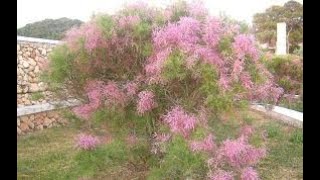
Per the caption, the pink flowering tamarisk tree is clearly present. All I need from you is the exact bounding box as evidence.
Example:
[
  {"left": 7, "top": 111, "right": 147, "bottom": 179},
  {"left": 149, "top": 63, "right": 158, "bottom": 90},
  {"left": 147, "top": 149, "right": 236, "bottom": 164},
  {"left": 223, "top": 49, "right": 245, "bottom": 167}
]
[{"left": 44, "top": 0, "right": 280, "bottom": 178}]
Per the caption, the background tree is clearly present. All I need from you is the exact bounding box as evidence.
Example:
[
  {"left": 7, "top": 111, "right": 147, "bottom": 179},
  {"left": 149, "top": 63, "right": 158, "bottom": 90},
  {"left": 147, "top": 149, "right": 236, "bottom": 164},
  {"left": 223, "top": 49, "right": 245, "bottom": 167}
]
[
  {"left": 253, "top": 0, "right": 303, "bottom": 53},
  {"left": 17, "top": 18, "right": 83, "bottom": 40}
]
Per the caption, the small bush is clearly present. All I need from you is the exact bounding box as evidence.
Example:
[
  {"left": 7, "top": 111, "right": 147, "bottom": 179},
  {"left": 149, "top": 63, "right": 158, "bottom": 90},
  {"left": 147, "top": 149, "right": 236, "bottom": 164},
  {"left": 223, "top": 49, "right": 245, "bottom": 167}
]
[
  {"left": 290, "top": 130, "right": 303, "bottom": 144},
  {"left": 75, "top": 134, "right": 100, "bottom": 150},
  {"left": 44, "top": 0, "right": 283, "bottom": 178},
  {"left": 262, "top": 55, "right": 302, "bottom": 95},
  {"left": 30, "top": 92, "right": 44, "bottom": 101}
]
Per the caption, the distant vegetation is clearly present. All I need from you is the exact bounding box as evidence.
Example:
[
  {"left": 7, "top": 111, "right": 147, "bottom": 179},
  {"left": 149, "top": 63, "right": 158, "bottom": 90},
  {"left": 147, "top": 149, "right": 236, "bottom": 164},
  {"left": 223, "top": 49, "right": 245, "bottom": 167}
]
[{"left": 17, "top": 18, "right": 83, "bottom": 40}]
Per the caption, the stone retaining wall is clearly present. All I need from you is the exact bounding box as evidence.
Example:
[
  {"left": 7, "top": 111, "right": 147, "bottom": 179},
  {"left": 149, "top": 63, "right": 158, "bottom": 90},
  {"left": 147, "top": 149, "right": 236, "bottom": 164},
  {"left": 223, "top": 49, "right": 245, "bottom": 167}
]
[
  {"left": 17, "top": 110, "right": 68, "bottom": 135},
  {"left": 17, "top": 36, "right": 72, "bottom": 135},
  {"left": 17, "top": 36, "right": 61, "bottom": 107}
]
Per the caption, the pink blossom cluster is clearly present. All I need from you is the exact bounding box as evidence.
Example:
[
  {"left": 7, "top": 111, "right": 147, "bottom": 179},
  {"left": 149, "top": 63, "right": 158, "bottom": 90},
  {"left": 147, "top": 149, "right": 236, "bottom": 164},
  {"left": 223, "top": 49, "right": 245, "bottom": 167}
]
[
  {"left": 118, "top": 15, "right": 141, "bottom": 29},
  {"left": 73, "top": 80, "right": 129, "bottom": 119},
  {"left": 203, "top": 17, "right": 223, "bottom": 48},
  {"left": 241, "top": 167, "right": 259, "bottom": 180},
  {"left": 64, "top": 22, "right": 105, "bottom": 52},
  {"left": 218, "top": 136, "right": 266, "bottom": 168},
  {"left": 102, "top": 81, "right": 127, "bottom": 107},
  {"left": 251, "top": 81, "right": 284, "bottom": 103},
  {"left": 124, "top": 81, "right": 139, "bottom": 96},
  {"left": 187, "top": 0, "right": 208, "bottom": 18},
  {"left": 72, "top": 80, "right": 104, "bottom": 119},
  {"left": 232, "top": 34, "right": 259, "bottom": 61},
  {"left": 145, "top": 48, "right": 172, "bottom": 78},
  {"left": 240, "top": 72, "right": 254, "bottom": 90},
  {"left": 75, "top": 133, "right": 100, "bottom": 150},
  {"left": 137, "top": 90, "right": 157, "bottom": 115},
  {"left": 218, "top": 72, "right": 231, "bottom": 91},
  {"left": 223, "top": 24, "right": 240, "bottom": 36},
  {"left": 232, "top": 59, "right": 245, "bottom": 78},
  {"left": 190, "top": 134, "right": 216, "bottom": 152},
  {"left": 207, "top": 135, "right": 265, "bottom": 179},
  {"left": 162, "top": 106, "right": 197, "bottom": 138},
  {"left": 155, "top": 133, "right": 171, "bottom": 142},
  {"left": 152, "top": 17, "right": 201, "bottom": 51},
  {"left": 208, "top": 169, "right": 234, "bottom": 180}
]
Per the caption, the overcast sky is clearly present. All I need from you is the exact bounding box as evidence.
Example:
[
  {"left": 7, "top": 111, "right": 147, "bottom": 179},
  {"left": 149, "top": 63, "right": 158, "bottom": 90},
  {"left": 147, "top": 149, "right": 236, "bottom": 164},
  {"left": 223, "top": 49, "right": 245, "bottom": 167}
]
[{"left": 17, "top": 0, "right": 303, "bottom": 28}]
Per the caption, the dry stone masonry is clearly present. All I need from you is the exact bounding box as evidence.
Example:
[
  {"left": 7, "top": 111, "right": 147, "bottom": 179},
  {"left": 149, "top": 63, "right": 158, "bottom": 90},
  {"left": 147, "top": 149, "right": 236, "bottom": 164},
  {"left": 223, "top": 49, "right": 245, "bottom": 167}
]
[
  {"left": 17, "top": 36, "right": 60, "bottom": 107},
  {"left": 17, "top": 110, "right": 68, "bottom": 135},
  {"left": 17, "top": 36, "right": 77, "bottom": 135}
]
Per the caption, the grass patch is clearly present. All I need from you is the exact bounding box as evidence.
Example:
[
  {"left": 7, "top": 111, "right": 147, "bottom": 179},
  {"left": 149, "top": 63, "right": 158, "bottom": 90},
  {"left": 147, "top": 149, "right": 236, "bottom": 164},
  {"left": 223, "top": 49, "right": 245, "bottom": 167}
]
[
  {"left": 30, "top": 92, "right": 44, "bottom": 101},
  {"left": 18, "top": 110, "right": 302, "bottom": 179}
]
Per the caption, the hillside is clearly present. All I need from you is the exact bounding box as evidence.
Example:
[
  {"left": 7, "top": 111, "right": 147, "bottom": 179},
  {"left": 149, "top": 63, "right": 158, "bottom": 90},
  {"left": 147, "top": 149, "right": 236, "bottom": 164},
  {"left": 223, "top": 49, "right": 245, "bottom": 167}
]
[{"left": 17, "top": 18, "right": 83, "bottom": 40}]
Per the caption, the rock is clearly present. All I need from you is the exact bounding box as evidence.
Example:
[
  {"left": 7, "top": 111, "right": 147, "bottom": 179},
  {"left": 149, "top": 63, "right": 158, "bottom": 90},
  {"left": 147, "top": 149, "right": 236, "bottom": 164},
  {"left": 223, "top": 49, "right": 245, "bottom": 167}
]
[
  {"left": 24, "top": 100, "right": 31, "bottom": 105},
  {"left": 54, "top": 113, "right": 59, "bottom": 119},
  {"left": 41, "top": 49, "right": 47, "bottom": 55},
  {"left": 44, "top": 118, "right": 51, "bottom": 126},
  {"left": 20, "top": 116, "right": 29, "bottom": 123},
  {"left": 35, "top": 49, "right": 40, "bottom": 56},
  {"left": 31, "top": 51, "right": 36, "bottom": 59},
  {"left": 23, "top": 61, "right": 29, "bottom": 68},
  {"left": 17, "top": 86, "right": 22, "bottom": 93},
  {"left": 17, "top": 45, "right": 20, "bottom": 51},
  {"left": 29, "top": 58, "right": 37, "bottom": 66},
  {"left": 17, "top": 118, "right": 21, "bottom": 126},
  {"left": 17, "top": 127, "right": 22, "bottom": 135},
  {"left": 22, "top": 86, "right": 29, "bottom": 93},
  {"left": 25, "top": 51, "right": 31, "bottom": 57},
  {"left": 18, "top": 55, "right": 23, "bottom": 61},
  {"left": 29, "top": 84, "right": 39, "bottom": 92},
  {"left": 29, "top": 115, "right": 34, "bottom": 121},
  {"left": 29, "top": 72, "right": 35, "bottom": 78},
  {"left": 34, "top": 66, "right": 40, "bottom": 73},
  {"left": 38, "top": 82, "right": 46, "bottom": 91},
  {"left": 28, "top": 66, "right": 35, "bottom": 72},
  {"left": 28, "top": 123, "right": 35, "bottom": 129},
  {"left": 20, "top": 123, "right": 29, "bottom": 132},
  {"left": 36, "top": 125, "right": 43, "bottom": 130},
  {"left": 47, "top": 111, "right": 55, "bottom": 118}
]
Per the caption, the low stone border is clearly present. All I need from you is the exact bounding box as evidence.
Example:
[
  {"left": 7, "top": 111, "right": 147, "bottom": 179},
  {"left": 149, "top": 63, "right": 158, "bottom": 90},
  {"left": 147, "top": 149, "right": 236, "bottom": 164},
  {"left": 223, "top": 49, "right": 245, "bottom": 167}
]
[
  {"left": 17, "top": 110, "right": 67, "bottom": 135},
  {"left": 17, "top": 99, "right": 82, "bottom": 135},
  {"left": 17, "top": 99, "right": 81, "bottom": 117},
  {"left": 250, "top": 103, "right": 302, "bottom": 128},
  {"left": 17, "top": 36, "right": 62, "bottom": 44}
]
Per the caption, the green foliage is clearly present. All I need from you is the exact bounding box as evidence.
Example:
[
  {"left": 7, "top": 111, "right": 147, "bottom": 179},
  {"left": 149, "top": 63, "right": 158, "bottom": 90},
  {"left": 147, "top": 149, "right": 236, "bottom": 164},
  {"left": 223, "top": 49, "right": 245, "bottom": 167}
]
[
  {"left": 30, "top": 92, "right": 44, "bottom": 101},
  {"left": 96, "top": 15, "right": 114, "bottom": 38},
  {"left": 262, "top": 55, "right": 302, "bottom": 95},
  {"left": 253, "top": 1, "right": 303, "bottom": 53},
  {"left": 218, "top": 36, "right": 233, "bottom": 56},
  {"left": 73, "top": 141, "right": 129, "bottom": 177},
  {"left": 17, "top": 18, "right": 83, "bottom": 40},
  {"left": 278, "top": 96, "right": 303, "bottom": 112},
  {"left": 293, "top": 45, "right": 303, "bottom": 57},
  {"left": 46, "top": 45, "right": 75, "bottom": 84},
  {"left": 199, "top": 64, "right": 233, "bottom": 113},
  {"left": 163, "top": 51, "right": 188, "bottom": 81},
  {"left": 147, "top": 136, "right": 207, "bottom": 179},
  {"left": 266, "top": 123, "right": 282, "bottom": 139},
  {"left": 289, "top": 129, "right": 303, "bottom": 144},
  {"left": 169, "top": 0, "right": 189, "bottom": 22},
  {"left": 219, "top": 13, "right": 250, "bottom": 33}
]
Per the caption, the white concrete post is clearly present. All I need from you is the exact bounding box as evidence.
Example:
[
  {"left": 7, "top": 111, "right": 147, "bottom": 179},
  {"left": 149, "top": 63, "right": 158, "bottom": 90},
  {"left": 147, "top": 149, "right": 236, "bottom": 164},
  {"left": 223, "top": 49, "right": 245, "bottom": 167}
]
[{"left": 276, "top": 22, "right": 287, "bottom": 55}]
